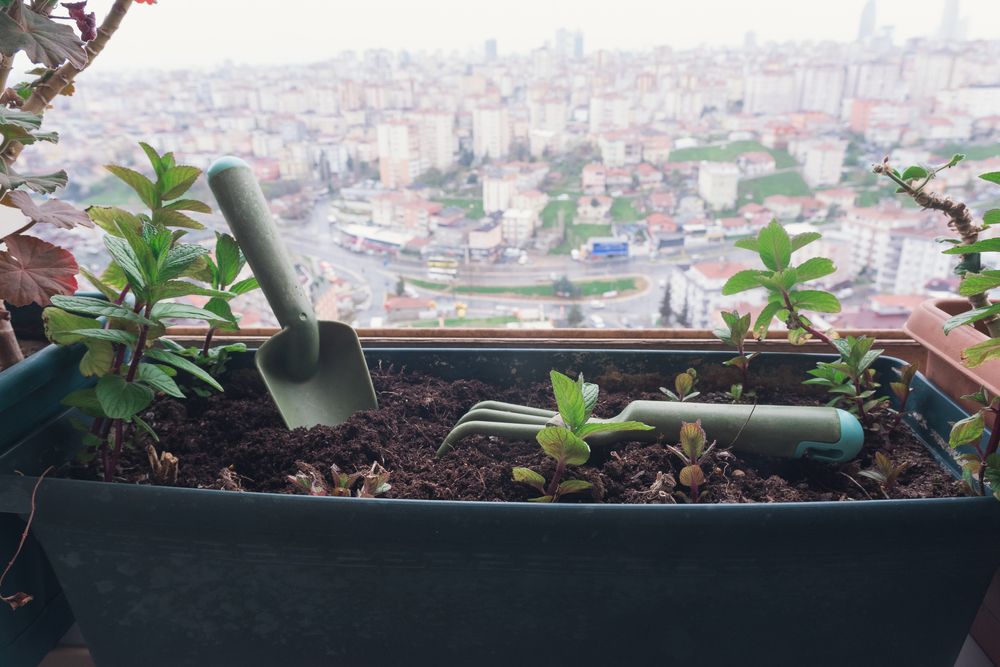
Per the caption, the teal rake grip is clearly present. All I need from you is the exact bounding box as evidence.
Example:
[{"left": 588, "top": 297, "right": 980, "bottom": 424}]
[{"left": 590, "top": 402, "right": 863, "bottom": 461}]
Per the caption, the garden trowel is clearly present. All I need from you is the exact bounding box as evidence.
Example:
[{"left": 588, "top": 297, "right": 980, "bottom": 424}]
[{"left": 208, "top": 156, "right": 377, "bottom": 429}]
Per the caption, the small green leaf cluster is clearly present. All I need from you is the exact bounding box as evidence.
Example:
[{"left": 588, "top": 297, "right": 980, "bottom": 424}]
[
  {"left": 665, "top": 420, "right": 716, "bottom": 503},
  {"left": 803, "top": 337, "right": 886, "bottom": 426},
  {"left": 660, "top": 368, "right": 699, "bottom": 402},
  {"left": 723, "top": 219, "right": 840, "bottom": 341},
  {"left": 713, "top": 310, "right": 757, "bottom": 400},
  {"left": 287, "top": 461, "right": 391, "bottom": 498},
  {"left": 512, "top": 370, "right": 653, "bottom": 502},
  {"left": 858, "top": 452, "right": 912, "bottom": 497},
  {"left": 888, "top": 363, "right": 918, "bottom": 429},
  {"left": 949, "top": 389, "right": 1000, "bottom": 499}
]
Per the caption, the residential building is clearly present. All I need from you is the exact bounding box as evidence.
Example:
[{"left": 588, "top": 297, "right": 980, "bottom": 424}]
[
  {"left": 743, "top": 71, "right": 797, "bottom": 115},
  {"left": 501, "top": 209, "right": 537, "bottom": 245},
  {"left": 697, "top": 162, "right": 739, "bottom": 211},
  {"left": 376, "top": 121, "right": 423, "bottom": 188},
  {"left": 483, "top": 172, "right": 518, "bottom": 212},
  {"left": 802, "top": 141, "right": 847, "bottom": 187},
  {"left": 668, "top": 262, "right": 759, "bottom": 328},
  {"left": 473, "top": 106, "right": 511, "bottom": 159}
]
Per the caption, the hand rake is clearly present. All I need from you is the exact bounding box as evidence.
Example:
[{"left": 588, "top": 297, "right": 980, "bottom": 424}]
[{"left": 437, "top": 400, "right": 864, "bottom": 462}]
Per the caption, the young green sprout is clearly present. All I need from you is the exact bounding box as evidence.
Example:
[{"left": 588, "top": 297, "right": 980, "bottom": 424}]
[
  {"left": 512, "top": 371, "right": 653, "bottom": 502},
  {"left": 660, "top": 368, "right": 699, "bottom": 402},
  {"left": 949, "top": 389, "right": 1000, "bottom": 499},
  {"left": 287, "top": 461, "right": 391, "bottom": 498},
  {"left": 713, "top": 310, "right": 757, "bottom": 398},
  {"left": 803, "top": 336, "right": 886, "bottom": 427},
  {"left": 889, "top": 363, "right": 918, "bottom": 430},
  {"left": 858, "top": 452, "right": 912, "bottom": 498},
  {"left": 666, "top": 420, "right": 715, "bottom": 503}
]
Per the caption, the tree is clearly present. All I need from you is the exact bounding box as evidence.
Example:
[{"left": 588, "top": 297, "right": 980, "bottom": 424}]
[
  {"left": 659, "top": 280, "right": 673, "bottom": 326},
  {"left": 553, "top": 276, "right": 580, "bottom": 299},
  {"left": 567, "top": 304, "right": 584, "bottom": 327}
]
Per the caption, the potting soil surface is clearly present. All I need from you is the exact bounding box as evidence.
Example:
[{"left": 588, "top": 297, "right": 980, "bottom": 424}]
[{"left": 89, "top": 366, "right": 962, "bottom": 503}]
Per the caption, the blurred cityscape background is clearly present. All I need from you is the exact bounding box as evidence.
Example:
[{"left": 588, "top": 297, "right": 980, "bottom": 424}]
[{"left": 11, "top": 0, "right": 1000, "bottom": 330}]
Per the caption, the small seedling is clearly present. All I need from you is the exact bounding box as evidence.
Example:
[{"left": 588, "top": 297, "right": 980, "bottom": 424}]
[
  {"left": 714, "top": 310, "right": 758, "bottom": 393},
  {"left": 949, "top": 388, "right": 1000, "bottom": 499},
  {"left": 803, "top": 336, "right": 886, "bottom": 426},
  {"left": 889, "top": 363, "right": 918, "bottom": 429},
  {"left": 726, "top": 384, "right": 744, "bottom": 403},
  {"left": 666, "top": 420, "right": 715, "bottom": 503},
  {"left": 287, "top": 461, "right": 391, "bottom": 498},
  {"left": 858, "top": 452, "right": 912, "bottom": 498},
  {"left": 661, "top": 368, "right": 699, "bottom": 402},
  {"left": 512, "top": 371, "right": 653, "bottom": 502}
]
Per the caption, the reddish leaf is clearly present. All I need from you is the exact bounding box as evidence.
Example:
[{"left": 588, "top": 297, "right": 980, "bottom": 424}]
[
  {"left": 0, "top": 235, "right": 78, "bottom": 306},
  {"left": 7, "top": 191, "right": 93, "bottom": 230}
]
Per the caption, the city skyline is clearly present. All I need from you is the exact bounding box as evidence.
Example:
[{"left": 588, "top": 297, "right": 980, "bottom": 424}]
[{"left": 29, "top": 0, "right": 1000, "bottom": 71}]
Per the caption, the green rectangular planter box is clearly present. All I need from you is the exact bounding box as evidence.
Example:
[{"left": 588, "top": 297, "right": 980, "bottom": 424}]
[{"left": 1, "top": 348, "right": 998, "bottom": 667}]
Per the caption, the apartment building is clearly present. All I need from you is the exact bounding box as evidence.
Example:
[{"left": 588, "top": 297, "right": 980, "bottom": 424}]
[
  {"left": 668, "top": 261, "right": 759, "bottom": 329},
  {"left": 473, "top": 106, "right": 511, "bottom": 159},
  {"left": 697, "top": 162, "right": 739, "bottom": 211}
]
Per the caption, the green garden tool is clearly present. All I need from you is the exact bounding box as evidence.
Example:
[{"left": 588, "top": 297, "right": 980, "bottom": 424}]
[
  {"left": 208, "top": 156, "right": 377, "bottom": 429},
  {"left": 437, "top": 400, "right": 864, "bottom": 461}
]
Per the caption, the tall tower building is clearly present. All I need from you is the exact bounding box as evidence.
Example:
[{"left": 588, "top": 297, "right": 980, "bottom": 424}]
[
  {"left": 484, "top": 38, "right": 498, "bottom": 61},
  {"left": 937, "top": 0, "right": 964, "bottom": 40},
  {"left": 857, "top": 0, "right": 876, "bottom": 41}
]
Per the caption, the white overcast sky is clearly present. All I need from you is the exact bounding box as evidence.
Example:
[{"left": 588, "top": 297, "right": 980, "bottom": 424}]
[{"left": 38, "top": 0, "right": 1000, "bottom": 70}]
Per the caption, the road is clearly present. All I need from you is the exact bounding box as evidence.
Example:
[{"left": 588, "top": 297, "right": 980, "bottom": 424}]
[{"left": 269, "top": 198, "right": 741, "bottom": 327}]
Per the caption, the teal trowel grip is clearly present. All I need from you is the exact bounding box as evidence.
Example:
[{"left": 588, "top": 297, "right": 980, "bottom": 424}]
[
  {"left": 207, "top": 156, "right": 320, "bottom": 380},
  {"left": 590, "top": 403, "right": 864, "bottom": 461}
]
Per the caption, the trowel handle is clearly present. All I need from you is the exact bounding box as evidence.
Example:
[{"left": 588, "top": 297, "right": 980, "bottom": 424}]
[
  {"left": 207, "top": 157, "right": 320, "bottom": 374},
  {"left": 597, "top": 402, "right": 864, "bottom": 462}
]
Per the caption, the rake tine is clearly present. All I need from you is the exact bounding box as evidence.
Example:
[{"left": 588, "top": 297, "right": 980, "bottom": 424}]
[
  {"left": 436, "top": 421, "right": 544, "bottom": 458},
  {"left": 456, "top": 409, "right": 552, "bottom": 427},
  {"left": 465, "top": 401, "right": 557, "bottom": 418}
]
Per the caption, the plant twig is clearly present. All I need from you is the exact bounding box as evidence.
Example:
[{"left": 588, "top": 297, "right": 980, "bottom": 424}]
[
  {"left": 874, "top": 157, "right": 1000, "bottom": 338},
  {"left": 4, "top": 0, "right": 134, "bottom": 166},
  {"left": 0, "top": 466, "right": 52, "bottom": 610}
]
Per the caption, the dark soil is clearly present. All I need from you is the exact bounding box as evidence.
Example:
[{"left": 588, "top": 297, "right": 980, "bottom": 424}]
[{"left": 84, "top": 365, "right": 962, "bottom": 504}]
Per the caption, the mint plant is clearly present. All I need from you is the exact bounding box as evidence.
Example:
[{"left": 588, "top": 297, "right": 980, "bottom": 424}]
[
  {"left": 858, "top": 452, "right": 912, "bottom": 498},
  {"left": 724, "top": 219, "right": 841, "bottom": 345},
  {"left": 512, "top": 370, "right": 653, "bottom": 502},
  {"left": 666, "top": 420, "right": 715, "bottom": 503},
  {"left": 42, "top": 145, "right": 244, "bottom": 481},
  {"left": 713, "top": 310, "right": 757, "bottom": 399},
  {"left": 949, "top": 389, "right": 1000, "bottom": 500},
  {"left": 660, "top": 368, "right": 699, "bottom": 402},
  {"left": 724, "top": 219, "right": 893, "bottom": 425},
  {"left": 803, "top": 336, "right": 886, "bottom": 426}
]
